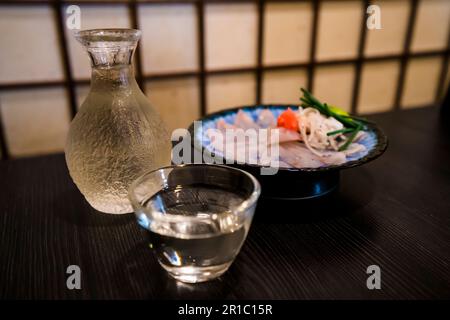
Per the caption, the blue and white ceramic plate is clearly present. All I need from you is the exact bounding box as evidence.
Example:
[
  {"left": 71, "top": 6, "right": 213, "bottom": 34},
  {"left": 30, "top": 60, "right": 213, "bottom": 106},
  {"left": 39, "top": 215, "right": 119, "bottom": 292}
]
[
  {"left": 187, "top": 105, "right": 388, "bottom": 199},
  {"left": 188, "top": 105, "right": 387, "bottom": 172}
]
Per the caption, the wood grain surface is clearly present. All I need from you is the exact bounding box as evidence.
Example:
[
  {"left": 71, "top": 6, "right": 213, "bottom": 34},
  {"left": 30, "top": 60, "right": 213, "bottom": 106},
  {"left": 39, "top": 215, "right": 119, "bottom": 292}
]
[{"left": 0, "top": 107, "right": 449, "bottom": 299}]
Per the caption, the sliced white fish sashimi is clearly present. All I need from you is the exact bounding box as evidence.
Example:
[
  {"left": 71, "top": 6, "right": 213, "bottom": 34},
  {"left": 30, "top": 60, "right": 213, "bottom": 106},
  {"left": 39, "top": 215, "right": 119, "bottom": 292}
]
[
  {"left": 279, "top": 142, "right": 324, "bottom": 168},
  {"left": 216, "top": 119, "right": 236, "bottom": 130},
  {"left": 342, "top": 143, "right": 366, "bottom": 156},
  {"left": 271, "top": 128, "right": 302, "bottom": 144},
  {"left": 210, "top": 108, "right": 367, "bottom": 169},
  {"left": 257, "top": 109, "right": 277, "bottom": 128},
  {"left": 206, "top": 128, "right": 226, "bottom": 152},
  {"left": 205, "top": 128, "right": 260, "bottom": 164},
  {"left": 318, "top": 151, "right": 346, "bottom": 166},
  {"left": 234, "top": 110, "right": 261, "bottom": 130},
  {"left": 353, "top": 131, "right": 367, "bottom": 142},
  {"left": 278, "top": 160, "right": 293, "bottom": 169}
]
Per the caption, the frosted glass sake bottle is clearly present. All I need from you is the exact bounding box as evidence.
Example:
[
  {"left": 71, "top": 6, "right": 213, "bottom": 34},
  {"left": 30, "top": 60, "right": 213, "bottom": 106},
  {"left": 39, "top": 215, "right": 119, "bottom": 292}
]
[{"left": 65, "top": 29, "right": 171, "bottom": 214}]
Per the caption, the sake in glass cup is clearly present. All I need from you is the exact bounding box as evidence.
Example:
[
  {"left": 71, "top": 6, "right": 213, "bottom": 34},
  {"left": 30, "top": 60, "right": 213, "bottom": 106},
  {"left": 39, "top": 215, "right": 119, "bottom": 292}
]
[{"left": 129, "top": 164, "right": 261, "bottom": 283}]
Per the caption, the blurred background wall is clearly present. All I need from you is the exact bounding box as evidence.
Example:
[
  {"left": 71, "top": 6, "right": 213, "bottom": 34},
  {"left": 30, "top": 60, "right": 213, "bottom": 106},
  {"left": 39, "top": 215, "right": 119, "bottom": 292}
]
[{"left": 0, "top": 0, "right": 449, "bottom": 159}]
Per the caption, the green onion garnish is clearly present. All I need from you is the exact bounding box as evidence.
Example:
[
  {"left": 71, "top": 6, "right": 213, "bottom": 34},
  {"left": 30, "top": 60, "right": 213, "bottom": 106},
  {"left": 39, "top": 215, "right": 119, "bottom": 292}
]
[
  {"left": 338, "top": 124, "right": 362, "bottom": 152},
  {"left": 299, "top": 88, "right": 366, "bottom": 151},
  {"left": 327, "top": 128, "right": 355, "bottom": 136}
]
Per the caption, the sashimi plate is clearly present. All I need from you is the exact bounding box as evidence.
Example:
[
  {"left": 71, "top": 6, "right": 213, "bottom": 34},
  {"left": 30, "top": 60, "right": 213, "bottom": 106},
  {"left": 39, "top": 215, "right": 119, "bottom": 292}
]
[{"left": 188, "top": 105, "right": 388, "bottom": 200}]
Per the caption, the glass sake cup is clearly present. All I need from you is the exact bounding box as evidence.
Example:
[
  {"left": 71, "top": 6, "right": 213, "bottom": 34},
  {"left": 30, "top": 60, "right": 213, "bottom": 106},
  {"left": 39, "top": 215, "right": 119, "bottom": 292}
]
[{"left": 129, "top": 164, "right": 261, "bottom": 283}]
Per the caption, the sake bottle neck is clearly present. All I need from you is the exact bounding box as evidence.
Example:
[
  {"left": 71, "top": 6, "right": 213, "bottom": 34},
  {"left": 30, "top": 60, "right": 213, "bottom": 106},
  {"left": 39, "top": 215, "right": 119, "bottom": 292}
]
[
  {"left": 75, "top": 29, "right": 142, "bottom": 89},
  {"left": 91, "top": 66, "right": 138, "bottom": 89}
]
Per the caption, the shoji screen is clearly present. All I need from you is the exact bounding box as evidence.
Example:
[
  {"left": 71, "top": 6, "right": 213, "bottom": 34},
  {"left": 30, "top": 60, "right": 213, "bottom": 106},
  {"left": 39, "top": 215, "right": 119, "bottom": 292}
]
[{"left": 0, "top": 0, "right": 449, "bottom": 159}]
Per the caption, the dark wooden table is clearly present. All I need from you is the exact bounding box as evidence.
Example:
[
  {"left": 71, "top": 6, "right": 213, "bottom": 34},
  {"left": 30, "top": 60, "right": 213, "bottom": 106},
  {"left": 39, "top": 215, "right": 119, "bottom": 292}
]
[{"left": 1, "top": 107, "right": 449, "bottom": 300}]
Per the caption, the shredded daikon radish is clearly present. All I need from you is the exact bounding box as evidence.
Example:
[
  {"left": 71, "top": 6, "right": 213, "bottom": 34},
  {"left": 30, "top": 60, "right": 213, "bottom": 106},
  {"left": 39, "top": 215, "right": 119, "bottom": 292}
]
[{"left": 296, "top": 107, "right": 361, "bottom": 165}]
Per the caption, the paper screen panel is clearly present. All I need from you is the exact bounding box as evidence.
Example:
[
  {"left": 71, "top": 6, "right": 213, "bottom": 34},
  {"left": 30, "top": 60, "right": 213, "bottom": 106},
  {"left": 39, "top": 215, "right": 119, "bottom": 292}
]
[
  {"left": 263, "top": 2, "right": 312, "bottom": 65},
  {"left": 207, "top": 73, "right": 256, "bottom": 113},
  {"left": 139, "top": 4, "right": 198, "bottom": 74},
  {"left": 0, "top": 5, "right": 63, "bottom": 84},
  {"left": 316, "top": 1, "right": 362, "bottom": 62},
  {"left": 145, "top": 77, "right": 200, "bottom": 132},
  {"left": 313, "top": 64, "right": 355, "bottom": 112},
  {"left": 0, "top": 88, "right": 71, "bottom": 157},
  {"left": 365, "top": 0, "right": 410, "bottom": 57},
  {"left": 205, "top": 3, "right": 257, "bottom": 70},
  {"left": 262, "top": 69, "right": 308, "bottom": 104},
  {"left": 401, "top": 57, "right": 442, "bottom": 108},
  {"left": 411, "top": 0, "right": 450, "bottom": 53},
  {"left": 358, "top": 60, "right": 400, "bottom": 114}
]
